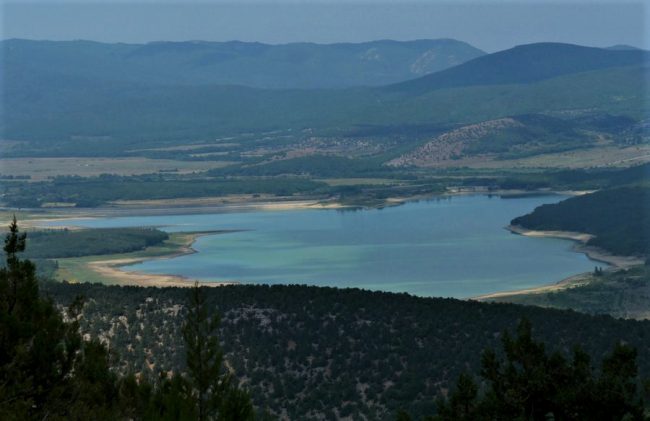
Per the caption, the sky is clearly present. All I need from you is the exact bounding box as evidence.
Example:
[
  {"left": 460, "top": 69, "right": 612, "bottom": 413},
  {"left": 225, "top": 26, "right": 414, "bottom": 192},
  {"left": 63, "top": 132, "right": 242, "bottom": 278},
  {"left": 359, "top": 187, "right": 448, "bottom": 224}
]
[{"left": 1, "top": 1, "right": 647, "bottom": 52}]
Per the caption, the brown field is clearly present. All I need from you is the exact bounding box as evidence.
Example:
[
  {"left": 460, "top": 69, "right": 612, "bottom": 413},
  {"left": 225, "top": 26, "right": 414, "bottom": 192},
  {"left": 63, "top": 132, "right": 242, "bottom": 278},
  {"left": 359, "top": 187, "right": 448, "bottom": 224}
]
[{"left": 0, "top": 157, "right": 234, "bottom": 181}]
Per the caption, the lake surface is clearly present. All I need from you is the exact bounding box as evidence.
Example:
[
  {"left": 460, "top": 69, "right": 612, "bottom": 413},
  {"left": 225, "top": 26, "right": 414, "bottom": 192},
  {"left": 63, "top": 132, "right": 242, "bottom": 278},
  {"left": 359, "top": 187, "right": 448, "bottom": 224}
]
[{"left": 49, "top": 195, "right": 598, "bottom": 298}]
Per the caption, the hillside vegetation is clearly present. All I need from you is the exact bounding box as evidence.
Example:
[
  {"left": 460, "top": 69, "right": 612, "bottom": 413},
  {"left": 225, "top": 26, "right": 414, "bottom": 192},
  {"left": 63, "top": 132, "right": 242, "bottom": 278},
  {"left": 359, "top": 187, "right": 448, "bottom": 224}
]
[
  {"left": 22, "top": 228, "right": 169, "bottom": 259},
  {"left": 494, "top": 265, "right": 650, "bottom": 320},
  {"left": 2, "top": 175, "right": 328, "bottom": 208},
  {"left": 511, "top": 186, "right": 650, "bottom": 256},
  {"left": 43, "top": 280, "right": 650, "bottom": 420}
]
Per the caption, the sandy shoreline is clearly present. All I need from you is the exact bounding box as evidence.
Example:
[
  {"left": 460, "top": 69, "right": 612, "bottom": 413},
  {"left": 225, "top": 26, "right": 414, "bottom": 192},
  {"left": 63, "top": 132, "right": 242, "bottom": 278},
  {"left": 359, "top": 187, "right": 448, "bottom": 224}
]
[
  {"left": 3, "top": 197, "right": 345, "bottom": 230},
  {"left": 506, "top": 225, "right": 642, "bottom": 268},
  {"left": 475, "top": 271, "right": 593, "bottom": 300},
  {"left": 473, "top": 225, "right": 643, "bottom": 300},
  {"left": 3, "top": 197, "right": 345, "bottom": 288},
  {"left": 65, "top": 231, "right": 238, "bottom": 288}
]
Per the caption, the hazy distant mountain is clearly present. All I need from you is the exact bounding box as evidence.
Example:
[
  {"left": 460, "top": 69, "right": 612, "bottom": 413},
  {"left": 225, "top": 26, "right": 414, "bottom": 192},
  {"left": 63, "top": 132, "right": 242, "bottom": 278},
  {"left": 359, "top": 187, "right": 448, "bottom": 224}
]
[
  {"left": 2, "top": 42, "right": 647, "bottom": 150},
  {"left": 0, "top": 38, "right": 485, "bottom": 89},
  {"left": 389, "top": 42, "right": 649, "bottom": 93}
]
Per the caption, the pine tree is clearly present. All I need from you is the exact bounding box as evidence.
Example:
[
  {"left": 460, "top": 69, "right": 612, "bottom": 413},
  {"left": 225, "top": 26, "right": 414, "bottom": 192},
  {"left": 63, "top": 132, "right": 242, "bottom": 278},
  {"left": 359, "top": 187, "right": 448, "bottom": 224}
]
[
  {"left": 0, "top": 215, "right": 37, "bottom": 318},
  {"left": 0, "top": 218, "right": 120, "bottom": 419},
  {"left": 426, "top": 318, "right": 646, "bottom": 421},
  {"left": 434, "top": 372, "right": 479, "bottom": 421},
  {"left": 183, "top": 282, "right": 253, "bottom": 420}
]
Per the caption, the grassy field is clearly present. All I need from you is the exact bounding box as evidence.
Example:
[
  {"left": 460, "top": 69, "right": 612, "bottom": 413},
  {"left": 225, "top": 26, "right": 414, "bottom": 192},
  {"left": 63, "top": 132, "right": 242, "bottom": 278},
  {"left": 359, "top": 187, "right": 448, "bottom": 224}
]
[{"left": 0, "top": 157, "right": 233, "bottom": 181}]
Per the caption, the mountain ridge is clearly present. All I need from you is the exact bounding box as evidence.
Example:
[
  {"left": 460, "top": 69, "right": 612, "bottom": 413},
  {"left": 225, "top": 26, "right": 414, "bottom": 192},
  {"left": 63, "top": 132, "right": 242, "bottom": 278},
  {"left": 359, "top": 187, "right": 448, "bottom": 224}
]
[{"left": 1, "top": 38, "right": 485, "bottom": 89}]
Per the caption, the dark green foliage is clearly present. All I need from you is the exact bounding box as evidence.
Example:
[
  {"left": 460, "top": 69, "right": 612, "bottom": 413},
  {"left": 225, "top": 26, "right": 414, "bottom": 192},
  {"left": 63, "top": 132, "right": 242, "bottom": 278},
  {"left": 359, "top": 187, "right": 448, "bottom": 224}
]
[
  {"left": 184, "top": 284, "right": 227, "bottom": 420},
  {"left": 547, "top": 163, "right": 650, "bottom": 190},
  {"left": 432, "top": 373, "right": 479, "bottom": 421},
  {"left": 3, "top": 175, "right": 328, "bottom": 207},
  {"left": 488, "top": 163, "right": 650, "bottom": 192},
  {"left": 183, "top": 283, "right": 254, "bottom": 420},
  {"left": 41, "top": 281, "right": 650, "bottom": 419},
  {"left": 0, "top": 220, "right": 257, "bottom": 420},
  {"left": 0, "top": 217, "right": 121, "bottom": 419},
  {"left": 430, "top": 319, "right": 646, "bottom": 420},
  {"left": 395, "top": 409, "right": 413, "bottom": 421},
  {"left": 512, "top": 186, "right": 650, "bottom": 256},
  {"left": 21, "top": 228, "right": 168, "bottom": 258}
]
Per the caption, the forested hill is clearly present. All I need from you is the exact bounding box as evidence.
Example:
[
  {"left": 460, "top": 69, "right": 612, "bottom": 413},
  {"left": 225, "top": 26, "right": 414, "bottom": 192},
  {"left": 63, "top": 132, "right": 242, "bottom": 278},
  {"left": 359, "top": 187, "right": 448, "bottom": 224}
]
[
  {"left": 0, "top": 38, "right": 484, "bottom": 89},
  {"left": 44, "top": 281, "right": 650, "bottom": 419},
  {"left": 388, "top": 42, "right": 650, "bottom": 93},
  {"left": 511, "top": 186, "right": 650, "bottom": 256}
]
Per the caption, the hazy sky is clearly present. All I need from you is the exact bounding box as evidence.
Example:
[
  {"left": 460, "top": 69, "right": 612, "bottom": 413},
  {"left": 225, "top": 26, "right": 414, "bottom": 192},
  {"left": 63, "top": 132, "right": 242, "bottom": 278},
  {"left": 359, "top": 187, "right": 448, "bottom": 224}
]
[{"left": 1, "top": 1, "right": 647, "bottom": 52}]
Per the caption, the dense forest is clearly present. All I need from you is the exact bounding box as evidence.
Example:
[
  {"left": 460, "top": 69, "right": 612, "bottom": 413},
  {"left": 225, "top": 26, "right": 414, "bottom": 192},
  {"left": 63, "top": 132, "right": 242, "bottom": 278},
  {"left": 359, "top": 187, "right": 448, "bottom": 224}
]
[
  {"left": 511, "top": 186, "right": 650, "bottom": 256},
  {"left": 43, "top": 278, "right": 650, "bottom": 419},
  {"left": 23, "top": 228, "right": 169, "bottom": 259},
  {"left": 402, "top": 318, "right": 646, "bottom": 420},
  {"left": 1, "top": 175, "right": 328, "bottom": 207}
]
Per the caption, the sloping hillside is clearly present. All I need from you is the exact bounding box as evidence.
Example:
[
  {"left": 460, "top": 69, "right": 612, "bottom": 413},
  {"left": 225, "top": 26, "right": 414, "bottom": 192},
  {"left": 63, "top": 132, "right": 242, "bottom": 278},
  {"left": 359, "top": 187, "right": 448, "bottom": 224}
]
[
  {"left": 388, "top": 42, "right": 649, "bottom": 94},
  {"left": 43, "top": 281, "right": 650, "bottom": 419},
  {"left": 387, "top": 114, "right": 603, "bottom": 167},
  {"left": 512, "top": 186, "right": 650, "bottom": 256}
]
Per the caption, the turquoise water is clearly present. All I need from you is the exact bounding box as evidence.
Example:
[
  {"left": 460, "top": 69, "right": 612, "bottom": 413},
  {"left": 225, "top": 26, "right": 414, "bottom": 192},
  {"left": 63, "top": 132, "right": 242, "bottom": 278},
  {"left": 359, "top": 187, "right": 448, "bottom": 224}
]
[{"left": 48, "top": 195, "right": 598, "bottom": 298}]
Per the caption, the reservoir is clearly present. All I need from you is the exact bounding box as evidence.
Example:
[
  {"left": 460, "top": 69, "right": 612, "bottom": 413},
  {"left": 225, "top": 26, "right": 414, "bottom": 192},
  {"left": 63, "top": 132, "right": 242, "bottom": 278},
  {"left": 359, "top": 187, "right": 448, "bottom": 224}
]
[{"left": 48, "top": 195, "right": 597, "bottom": 298}]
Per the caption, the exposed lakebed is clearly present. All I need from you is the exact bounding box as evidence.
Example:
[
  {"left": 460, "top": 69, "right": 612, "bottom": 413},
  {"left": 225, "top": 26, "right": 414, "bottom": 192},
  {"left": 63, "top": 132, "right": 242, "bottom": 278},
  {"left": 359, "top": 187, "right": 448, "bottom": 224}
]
[{"left": 47, "top": 195, "right": 598, "bottom": 298}]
